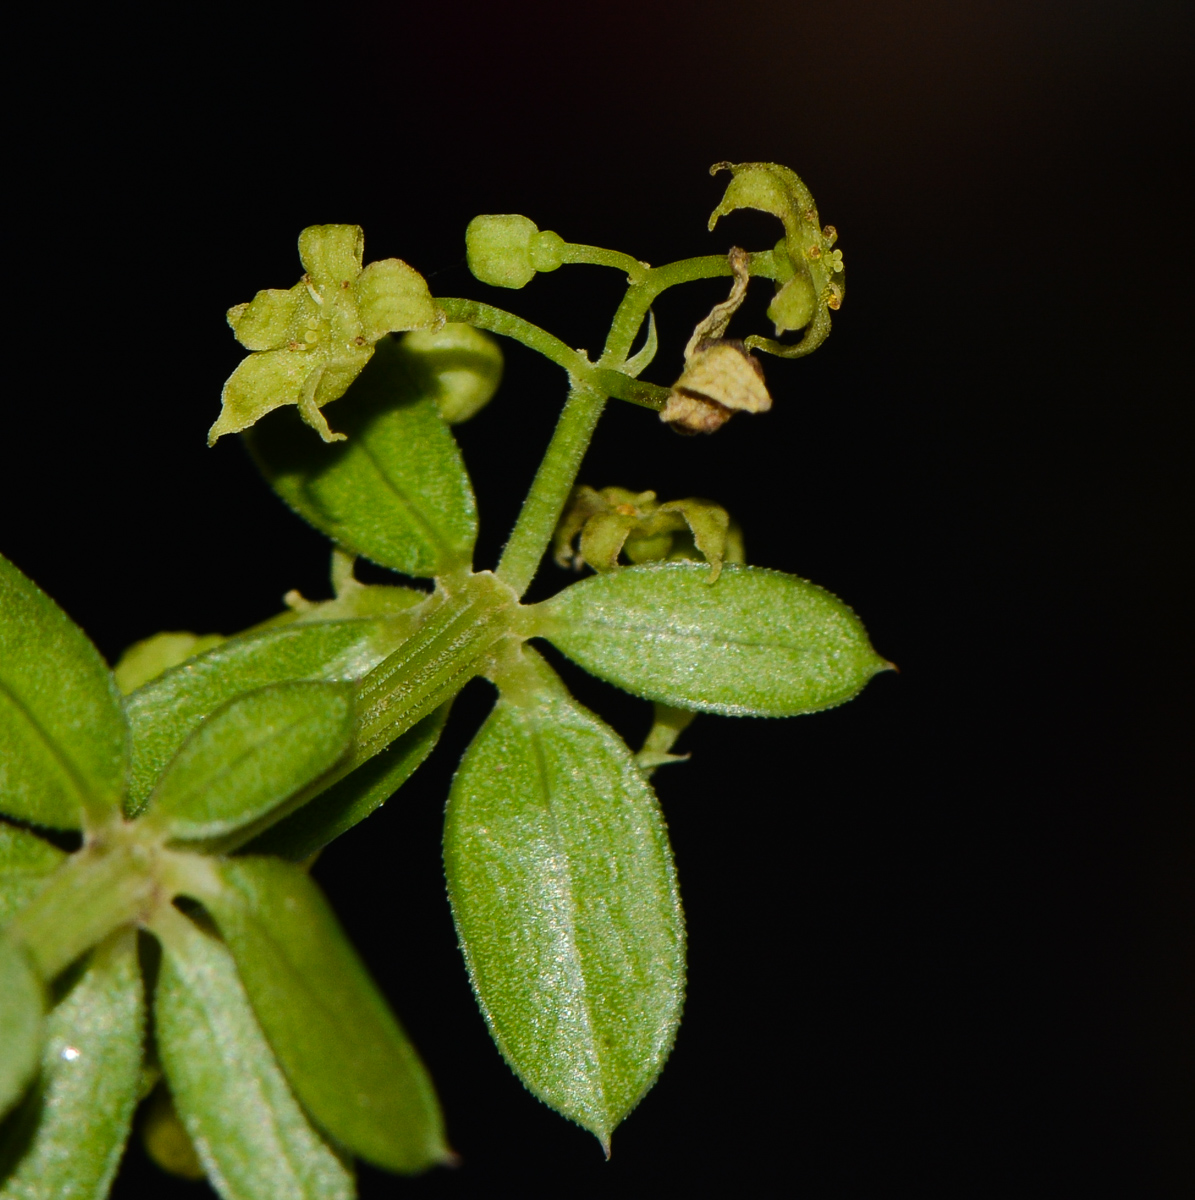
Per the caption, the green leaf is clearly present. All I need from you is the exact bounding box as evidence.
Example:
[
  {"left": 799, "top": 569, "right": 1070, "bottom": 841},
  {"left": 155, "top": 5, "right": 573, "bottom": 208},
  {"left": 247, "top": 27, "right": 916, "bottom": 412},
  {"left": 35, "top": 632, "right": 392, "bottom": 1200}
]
[
  {"left": 153, "top": 907, "right": 354, "bottom": 1200},
  {"left": 0, "top": 554, "right": 127, "bottom": 829},
  {"left": 123, "top": 616, "right": 410, "bottom": 816},
  {"left": 0, "top": 825, "right": 65, "bottom": 928},
  {"left": 0, "top": 936, "right": 43, "bottom": 1121},
  {"left": 142, "top": 683, "right": 355, "bottom": 843},
  {"left": 197, "top": 858, "right": 449, "bottom": 1173},
  {"left": 532, "top": 562, "right": 888, "bottom": 716},
  {"left": 245, "top": 703, "right": 449, "bottom": 862},
  {"left": 443, "top": 650, "right": 684, "bottom": 1151},
  {"left": 246, "top": 336, "right": 478, "bottom": 578},
  {"left": 0, "top": 930, "right": 144, "bottom": 1199},
  {"left": 113, "top": 631, "right": 226, "bottom": 695}
]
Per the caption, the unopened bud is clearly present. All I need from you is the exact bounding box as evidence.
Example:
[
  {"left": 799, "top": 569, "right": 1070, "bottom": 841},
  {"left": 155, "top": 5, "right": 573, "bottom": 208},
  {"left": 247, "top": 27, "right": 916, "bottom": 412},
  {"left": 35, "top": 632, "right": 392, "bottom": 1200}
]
[{"left": 400, "top": 323, "right": 504, "bottom": 424}]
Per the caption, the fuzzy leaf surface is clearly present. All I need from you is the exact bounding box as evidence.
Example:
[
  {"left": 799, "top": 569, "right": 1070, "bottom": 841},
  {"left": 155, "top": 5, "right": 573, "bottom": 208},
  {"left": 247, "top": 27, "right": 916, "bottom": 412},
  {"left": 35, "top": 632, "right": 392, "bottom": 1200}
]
[
  {"left": 143, "top": 683, "right": 355, "bottom": 842},
  {"left": 0, "top": 931, "right": 143, "bottom": 1200},
  {"left": 200, "top": 858, "right": 449, "bottom": 1173},
  {"left": 154, "top": 909, "right": 353, "bottom": 1200},
  {"left": 443, "top": 652, "right": 684, "bottom": 1150},
  {"left": 246, "top": 703, "right": 448, "bottom": 861},
  {"left": 0, "top": 827, "right": 65, "bottom": 928},
  {"left": 534, "top": 562, "right": 887, "bottom": 716},
  {"left": 123, "top": 617, "right": 408, "bottom": 815},
  {"left": 247, "top": 337, "right": 477, "bottom": 578},
  {"left": 0, "top": 938, "right": 42, "bottom": 1121},
  {"left": 0, "top": 555, "right": 127, "bottom": 829}
]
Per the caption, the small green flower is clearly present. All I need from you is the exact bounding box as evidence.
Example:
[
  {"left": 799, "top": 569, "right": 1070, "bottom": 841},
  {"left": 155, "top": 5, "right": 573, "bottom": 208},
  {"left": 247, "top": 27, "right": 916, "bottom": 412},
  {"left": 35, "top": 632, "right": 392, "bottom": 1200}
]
[
  {"left": 553, "top": 486, "right": 743, "bottom": 583},
  {"left": 707, "top": 162, "right": 845, "bottom": 356},
  {"left": 210, "top": 225, "right": 443, "bottom": 446}
]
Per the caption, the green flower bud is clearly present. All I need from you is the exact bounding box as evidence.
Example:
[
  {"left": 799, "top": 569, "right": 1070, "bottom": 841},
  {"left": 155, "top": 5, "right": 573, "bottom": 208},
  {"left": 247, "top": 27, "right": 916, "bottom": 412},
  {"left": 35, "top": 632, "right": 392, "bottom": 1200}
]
[
  {"left": 399, "top": 322, "right": 504, "bottom": 424},
  {"left": 465, "top": 215, "right": 566, "bottom": 288},
  {"left": 210, "top": 224, "right": 442, "bottom": 446},
  {"left": 466, "top": 214, "right": 537, "bottom": 287}
]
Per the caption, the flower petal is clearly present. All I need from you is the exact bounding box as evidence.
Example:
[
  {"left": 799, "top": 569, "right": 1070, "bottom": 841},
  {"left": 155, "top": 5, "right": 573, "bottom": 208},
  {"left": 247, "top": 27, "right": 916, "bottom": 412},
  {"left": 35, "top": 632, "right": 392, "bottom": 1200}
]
[
  {"left": 298, "top": 225, "right": 364, "bottom": 289},
  {"left": 208, "top": 350, "right": 320, "bottom": 445},
  {"left": 312, "top": 345, "right": 375, "bottom": 409},
  {"left": 229, "top": 285, "right": 305, "bottom": 351},
  {"left": 354, "top": 259, "right": 442, "bottom": 341}
]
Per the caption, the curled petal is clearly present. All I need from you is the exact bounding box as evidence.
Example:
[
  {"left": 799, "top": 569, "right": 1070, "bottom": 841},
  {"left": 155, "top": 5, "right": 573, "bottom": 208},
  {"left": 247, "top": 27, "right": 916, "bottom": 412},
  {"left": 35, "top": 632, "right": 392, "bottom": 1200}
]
[
  {"left": 354, "top": 259, "right": 442, "bottom": 341},
  {"left": 298, "top": 224, "right": 364, "bottom": 288},
  {"left": 708, "top": 162, "right": 842, "bottom": 358},
  {"left": 579, "top": 511, "right": 639, "bottom": 573},
  {"left": 656, "top": 499, "right": 730, "bottom": 582}
]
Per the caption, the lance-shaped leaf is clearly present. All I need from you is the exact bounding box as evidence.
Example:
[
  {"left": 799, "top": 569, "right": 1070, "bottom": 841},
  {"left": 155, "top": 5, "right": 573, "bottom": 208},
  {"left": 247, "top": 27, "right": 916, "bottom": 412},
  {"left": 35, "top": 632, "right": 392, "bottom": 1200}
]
[
  {"left": 444, "top": 650, "right": 684, "bottom": 1151},
  {"left": 195, "top": 857, "right": 449, "bottom": 1173},
  {"left": 246, "top": 336, "right": 478, "bottom": 578},
  {"left": 0, "top": 554, "right": 127, "bottom": 829},
  {"left": 141, "top": 682, "right": 355, "bottom": 843},
  {"left": 246, "top": 703, "right": 449, "bottom": 862},
  {"left": 532, "top": 562, "right": 888, "bottom": 716},
  {"left": 123, "top": 615, "right": 410, "bottom": 815},
  {"left": 0, "top": 930, "right": 143, "bottom": 1199},
  {"left": 153, "top": 906, "right": 354, "bottom": 1200},
  {"left": 0, "top": 825, "right": 65, "bottom": 927},
  {"left": 0, "top": 936, "right": 43, "bottom": 1121}
]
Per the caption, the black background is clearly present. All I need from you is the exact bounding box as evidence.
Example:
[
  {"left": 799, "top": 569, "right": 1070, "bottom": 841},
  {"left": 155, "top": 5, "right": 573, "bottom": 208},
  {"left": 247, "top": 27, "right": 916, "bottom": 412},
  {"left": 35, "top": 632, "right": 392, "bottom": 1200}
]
[{"left": 4, "top": 1, "right": 1192, "bottom": 1194}]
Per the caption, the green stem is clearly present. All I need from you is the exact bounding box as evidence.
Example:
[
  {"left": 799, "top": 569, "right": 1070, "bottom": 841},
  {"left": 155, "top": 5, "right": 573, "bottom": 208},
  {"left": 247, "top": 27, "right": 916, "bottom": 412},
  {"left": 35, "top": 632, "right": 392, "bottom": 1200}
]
[
  {"left": 496, "top": 382, "right": 606, "bottom": 596},
  {"left": 354, "top": 572, "right": 517, "bottom": 755},
  {"left": 560, "top": 243, "right": 650, "bottom": 283},
  {"left": 436, "top": 297, "right": 669, "bottom": 410},
  {"left": 437, "top": 299, "right": 590, "bottom": 377},
  {"left": 6, "top": 830, "right": 215, "bottom": 980},
  {"left": 602, "top": 249, "right": 780, "bottom": 366},
  {"left": 471, "top": 249, "right": 782, "bottom": 597}
]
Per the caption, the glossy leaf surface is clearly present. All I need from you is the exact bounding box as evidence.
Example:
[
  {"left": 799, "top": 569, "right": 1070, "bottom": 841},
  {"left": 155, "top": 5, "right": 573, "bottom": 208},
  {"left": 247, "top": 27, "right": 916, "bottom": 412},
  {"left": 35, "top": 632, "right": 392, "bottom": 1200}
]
[
  {"left": 247, "top": 704, "right": 449, "bottom": 861},
  {"left": 247, "top": 336, "right": 478, "bottom": 577},
  {"left": 535, "top": 562, "right": 888, "bottom": 716},
  {"left": 0, "top": 931, "right": 143, "bottom": 1199},
  {"left": 143, "top": 683, "right": 355, "bottom": 842},
  {"left": 154, "top": 909, "right": 353, "bottom": 1200},
  {"left": 444, "top": 652, "right": 684, "bottom": 1150},
  {"left": 0, "top": 826, "right": 65, "bottom": 928},
  {"left": 200, "top": 858, "right": 449, "bottom": 1173},
  {"left": 0, "top": 554, "right": 127, "bottom": 829},
  {"left": 0, "top": 937, "right": 42, "bottom": 1121},
  {"left": 124, "top": 616, "right": 406, "bottom": 814}
]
